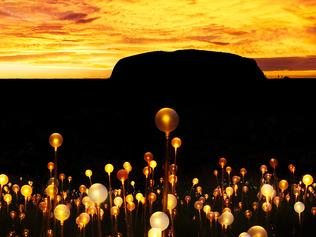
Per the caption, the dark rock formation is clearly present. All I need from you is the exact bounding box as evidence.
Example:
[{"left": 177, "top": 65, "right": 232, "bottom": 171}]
[{"left": 110, "top": 49, "right": 266, "bottom": 84}]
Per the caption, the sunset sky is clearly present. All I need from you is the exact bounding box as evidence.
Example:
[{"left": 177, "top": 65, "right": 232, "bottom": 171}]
[{"left": 0, "top": 0, "right": 315, "bottom": 78}]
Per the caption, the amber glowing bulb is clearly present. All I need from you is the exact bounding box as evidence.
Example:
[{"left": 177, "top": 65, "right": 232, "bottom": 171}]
[
  {"left": 260, "top": 165, "right": 267, "bottom": 176},
  {"left": 155, "top": 108, "right": 179, "bottom": 138},
  {"left": 288, "top": 164, "right": 296, "bottom": 174},
  {"left": 47, "top": 162, "right": 54, "bottom": 177},
  {"left": 218, "top": 157, "right": 227, "bottom": 169},
  {"left": 279, "top": 180, "right": 289, "bottom": 193},
  {"left": 143, "top": 166, "right": 151, "bottom": 179},
  {"left": 49, "top": 133, "right": 63, "bottom": 151},
  {"left": 269, "top": 158, "right": 278, "bottom": 170}
]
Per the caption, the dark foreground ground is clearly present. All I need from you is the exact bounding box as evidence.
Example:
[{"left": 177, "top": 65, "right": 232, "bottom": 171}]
[{"left": 0, "top": 79, "right": 315, "bottom": 237}]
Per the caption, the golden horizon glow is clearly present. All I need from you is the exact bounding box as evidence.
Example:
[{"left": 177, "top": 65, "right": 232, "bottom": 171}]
[{"left": 0, "top": 0, "right": 316, "bottom": 78}]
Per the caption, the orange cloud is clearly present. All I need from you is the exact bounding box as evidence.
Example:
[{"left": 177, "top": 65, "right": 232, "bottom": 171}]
[
  {"left": 0, "top": 0, "right": 315, "bottom": 78},
  {"left": 255, "top": 56, "right": 316, "bottom": 71}
]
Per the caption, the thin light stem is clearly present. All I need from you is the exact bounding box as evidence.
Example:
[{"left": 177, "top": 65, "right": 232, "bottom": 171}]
[
  {"left": 122, "top": 182, "right": 132, "bottom": 237},
  {"left": 97, "top": 206, "right": 102, "bottom": 237},
  {"left": 53, "top": 149, "right": 58, "bottom": 236},
  {"left": 162, "top": 135, "right": 170, "bottom": 237},
  {"left": 162, "top": 135, "right": 170, "bottom": 212},
  {"left": 108, "top": 174, "right": 114, "bottom": 235}
]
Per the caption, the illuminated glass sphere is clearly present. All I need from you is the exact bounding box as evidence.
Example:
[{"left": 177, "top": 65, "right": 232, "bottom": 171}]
[
  {"left": 240, "top": 168, "right": 247, "bottom": 177},
  {"left": 144, "top": 152, "right": 154, "bottom": 163},
  {"left": 149, "top": 160, "right": 157, "bottom": 169},
  {"left": 87, "top": 206, "right": 97, "bottom": 216},
  {"left": 85, "top": 169, "right": 93, "bottom": 178},
  {"left": 269, "top": 158, "right": 278, "bottom": 169},
  {"left": 252, "top": 202, "right": 259, "bottom": 211},
  {"left": 114, "top": 196, "right": 123, "bottom": 207},
  {"left": 155, "top": 108, "right": 179, "bottom": 137},
  {"left": 243, "top": 185, "right": 249, "bottom": 193},
  {"left": 169, "top": 164, "right": 177, "bottom": 173},
  {"left": 10, "top": 211, "right": 16, "bottom": 220},
  {"left": 207, "top": 211, "right": 215, "bottom": 221},
  {"left": 78, "top": 213, "right": 90, "bottom": 227},
  {"left": 244, "top": 210, "right": 252, "bottom": 219},
  {"left": 225, "top": 186, "right": 234, "bottom": 198},
  {"left": 143, "top": 167, "right": 151, "bottom": 178},
  {"left": 82, "top": 196, "right": 92, "bottom": 208},
  {"left": 123, "top": 162, "right": 132, "bottom": 173},
  {"left": 214, "top": 212, "right": 220, "bottom": 221},
  {"left": 259, "top": 165, "right": 267, "bottom": 175},
  {"left": 218, "top": 211, "right": 234, "bottom": 228},
  {"left": 59, "top": 173, "right": 66, "bottom": 181},
  {"left": 273, "top": 196, "right": 280, "bottom": 208},
  {"left": 54, "top": 204, "right": 70, "bottom": 224},
  {"left": 136, "top": 193, "right": 143, "bottom": 202},
  {"left": 49, "top": 133, "right": 63, "bottom": 150},
  {"left": 127, "top": 202, "right": 136, "bottom": 212},
  {"left": 150, "top": 211, "right": 170, "bottom": 231},
  {"left": 148, "top": 192, "right": 157, "bottom": 203},
  {"left": 203, "top": 205, "right": 211, "bottom": 214},
  {"left": 261, "top": 184, "right": 274, "bottom": 200},
  {"left": 104, "top": 164, "right": 114, "bottom": 174},
  {"left": 141, "top": 196, "right": 146, "bottom": 205},
  {"left": 167, "top": 194, "right": 177, "bottom": 210},
  {"left": 79, "top": 185, "right": 87, "bottom": 194},
  {"left": 194, "top": 201, "right": 203, "bottom": 211},
  {"left": 171, "top": 137, "right": 182, "bottom": 149},
  {"left": 218, "top": 157, "right": 227, "bottom": 168},
  {"left": 39, "top": 201, "right": 48, "bottom": 213},
  {"left": 262, "top": 202, "right": 272, "bottom": 213},
  {"left": 279, "top": 180, "right": 289, "bottom": 192},
  {"left": 226, "top": 166, "right": 232, "bottom": 174},
  {"left": 264, "top": 174, "right": 273, "bottom": 183},
  {"left": 47, "top": 162, "right": 54, "bottom": 172},
  {"left": 88, "top": 183, "right": 108, "bottom": 205},
  {"left": 169, "top": 175, "right": 177, "bottom": 185},
  {"left": 4, "top": 193, "right": 12, "bottom": 204},
  {"left": 74, "top": 198, "right": 81, "bottom": 207},
  {"left": 247, "top": 225, "right": 268, "bottom": 237},
  {"left": 302, "top": 174, "right": 313, "bottom": 186},
  {"left": 192, "top": 178, "right": 199, "bottom": 186},
  {"left": 117, "top": 169, "right": 129, "bottom": 183},
  {"left": 0, "top": 174, "right": 9, "bottom": 186},
  {"left": 294, "top": 201, "right": 305, "bottom": 214},
  {"left": 288, "top": 164, "right": 296, "bottom": 173},
  {"left": 232, "top": 176, "right": 240, "bottom": 184},
  {"left": 199, "top": 196, "right": 205, "bottom": 204},
  {"left": 126, "top": 194, "right": 134, "bottom": 203},
  {"left": 111, "top": 206, "right": 120, "bottom": 217},
  {"left": 21, "top": 185, "right": 32, "bottom": 198},
  {"left": 285, "top": 194, "right": 291, "bottom": 203},
  {"left": 47, "top": 177, "right": 59, "bottom": 187},
  {"left": 23, "top": 228, "right": 30, "bottom": 237},
  {"left": 45, "top": 184, "right": 58, "bottom": 199},
  {"left": 12, "top": 184, "right": 20, "bottom": 194},
  {"left": 148, "top": 228, "right": 162, "bottom": 237}
]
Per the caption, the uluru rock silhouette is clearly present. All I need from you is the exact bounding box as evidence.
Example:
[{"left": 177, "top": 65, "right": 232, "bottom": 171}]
[{"left": 110, "top": 49, "right": 266, "bottom": 84}]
